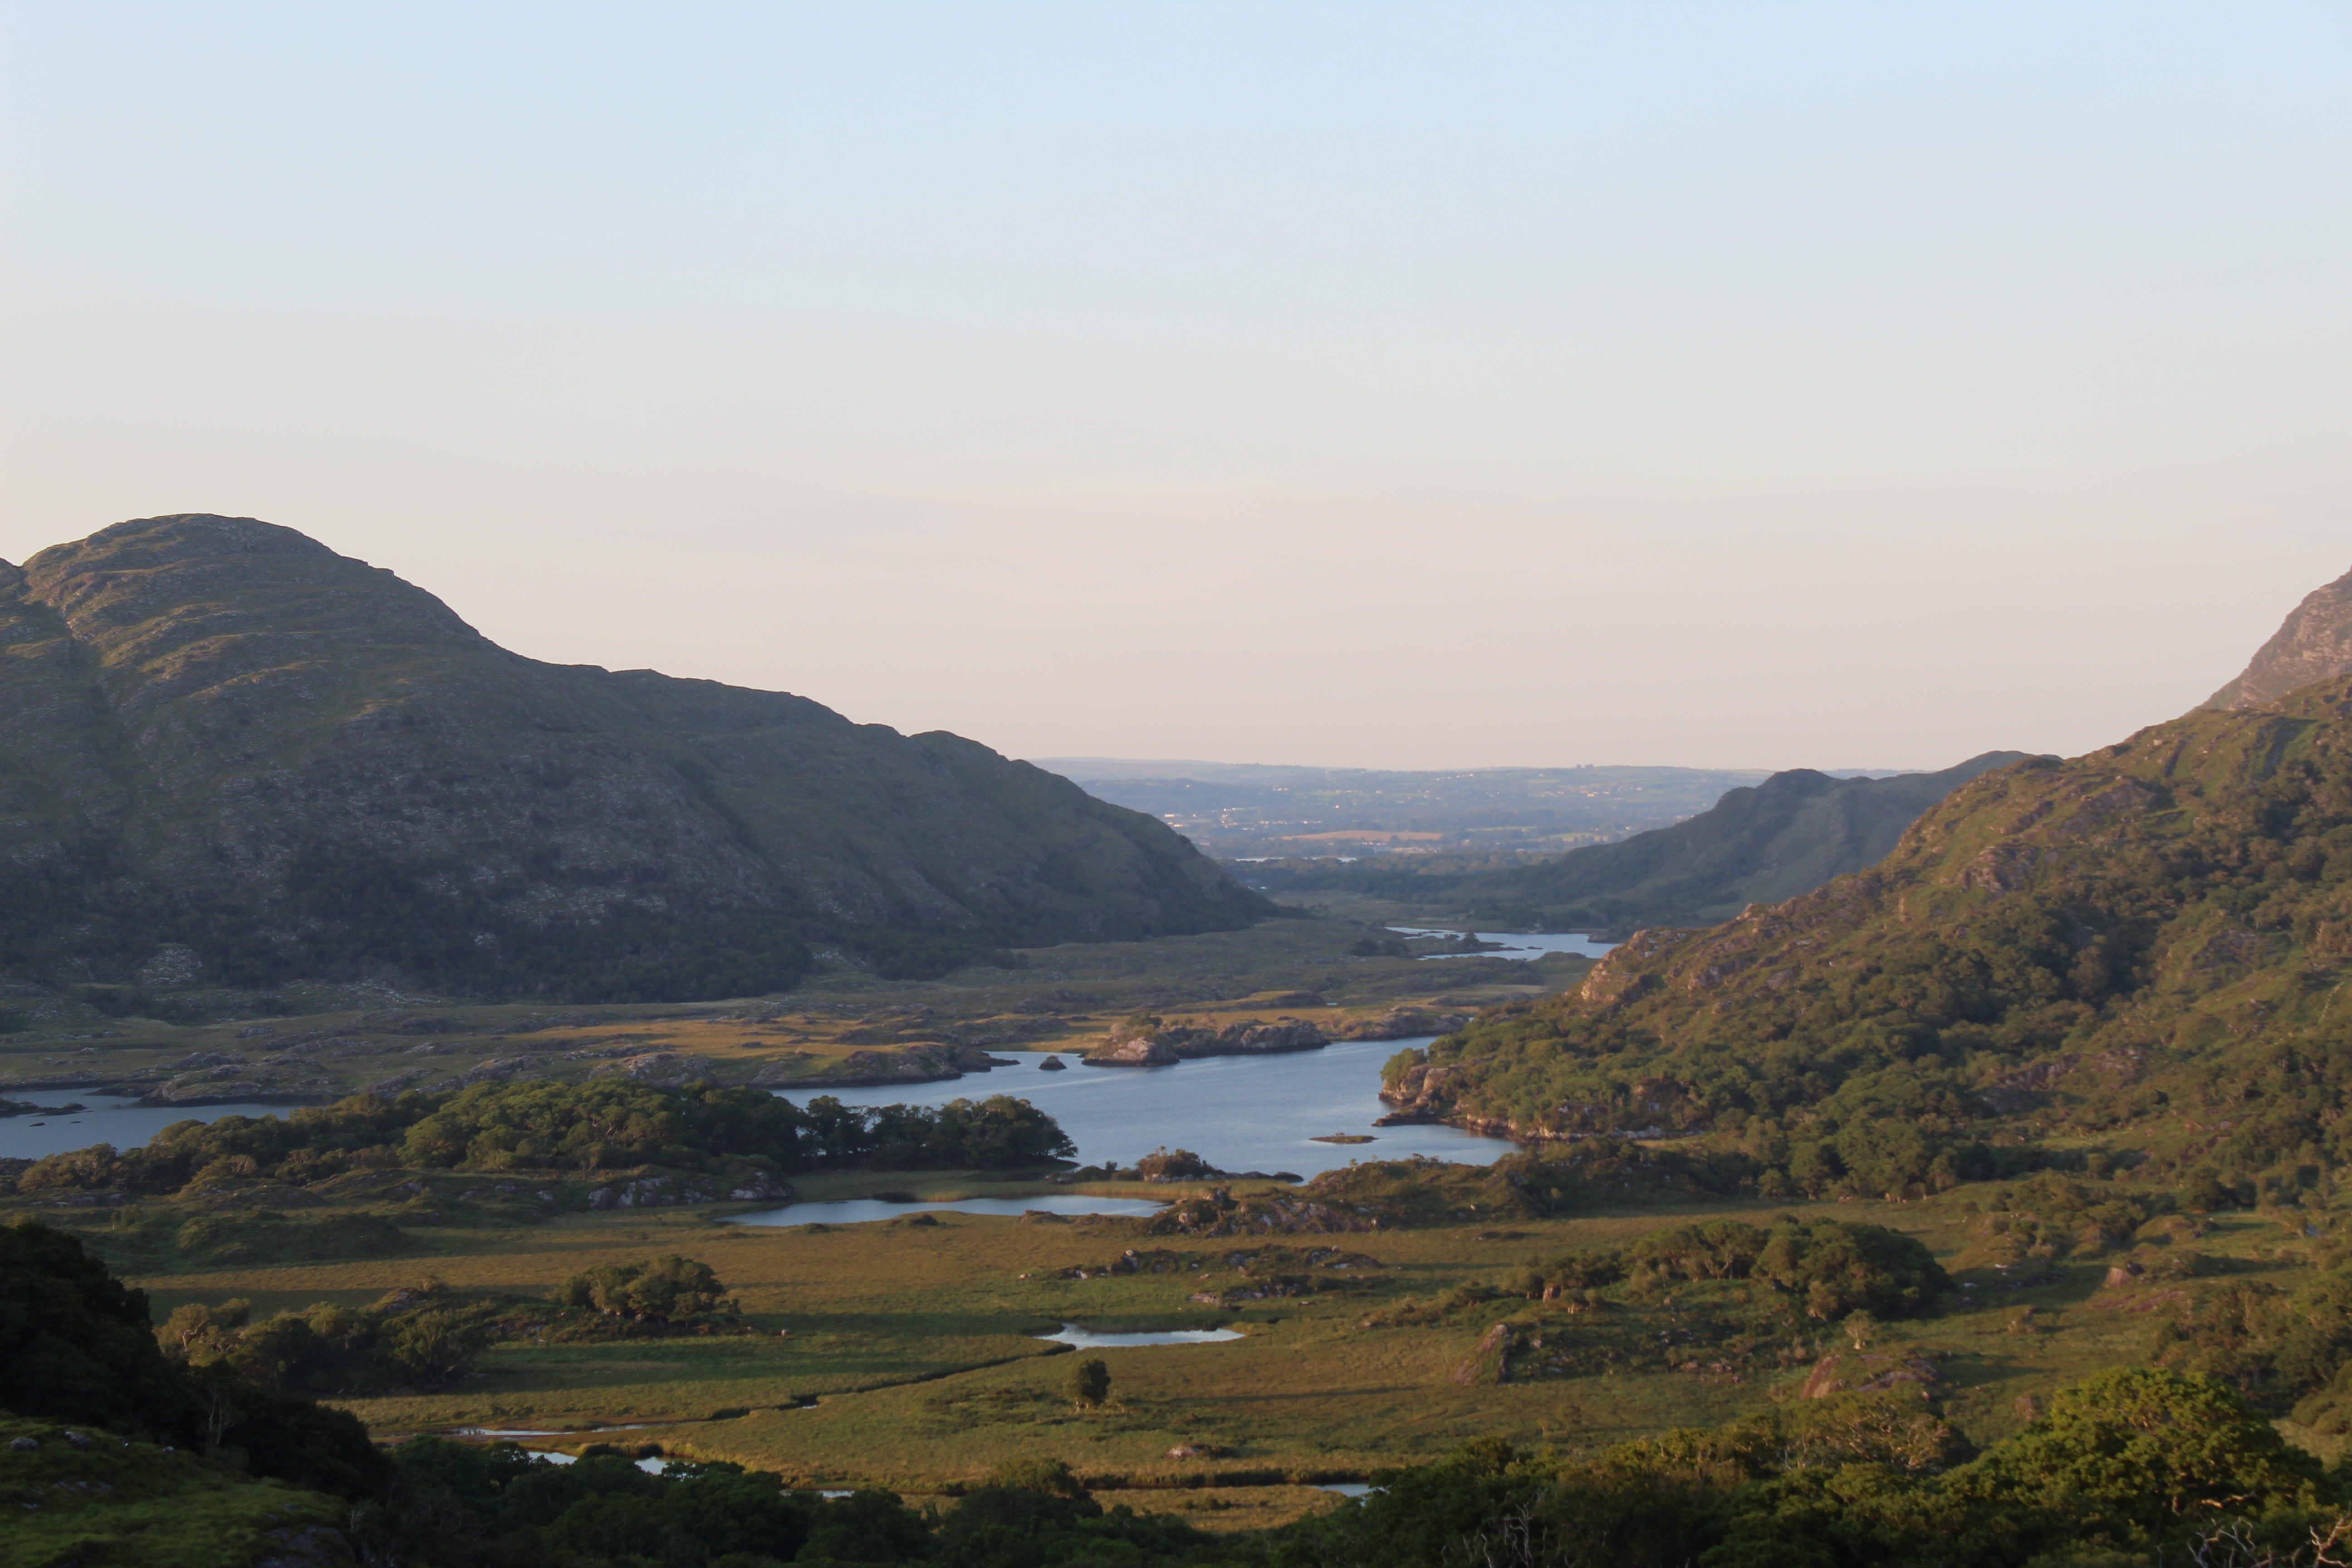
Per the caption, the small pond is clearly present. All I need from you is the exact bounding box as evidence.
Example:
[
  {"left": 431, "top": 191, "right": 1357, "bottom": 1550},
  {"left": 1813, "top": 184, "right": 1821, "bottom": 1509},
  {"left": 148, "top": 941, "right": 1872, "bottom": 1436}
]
[
  {"left": 1391, "top": 928, "right": 1616, "bottom": 961},
  {"left": 1035, "top": 1323, "right": 1244, "bottom": 1348},
  {"left": 729, "top": 1193, "right": 1166, "bottom": 1227}
]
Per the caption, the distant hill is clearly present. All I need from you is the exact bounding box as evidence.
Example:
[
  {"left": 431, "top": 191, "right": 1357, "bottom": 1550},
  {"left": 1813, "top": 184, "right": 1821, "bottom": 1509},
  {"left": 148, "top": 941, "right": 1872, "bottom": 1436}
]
[
  {"left": 2206, "top": 562, "right": 2352, "bottom": 710},
  {"left": 0, "top": 515, "right": 1266, "bottom": 1002},
  {"left": 1046, "top": 760, "right": 1774, "bottom": 860},
  {"left": 1453, "top": 752, "right": 2035, "bottom": 935}
]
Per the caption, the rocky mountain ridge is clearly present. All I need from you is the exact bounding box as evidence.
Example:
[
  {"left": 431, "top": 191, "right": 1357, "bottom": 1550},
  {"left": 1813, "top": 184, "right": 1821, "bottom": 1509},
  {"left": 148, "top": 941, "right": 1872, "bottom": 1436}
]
[
  {"left": 0, "top": 514, "right": 1266, "bottom": 1002},
  {"left": 2206, "top": 562, "right": 2352, "bottom": 710}
]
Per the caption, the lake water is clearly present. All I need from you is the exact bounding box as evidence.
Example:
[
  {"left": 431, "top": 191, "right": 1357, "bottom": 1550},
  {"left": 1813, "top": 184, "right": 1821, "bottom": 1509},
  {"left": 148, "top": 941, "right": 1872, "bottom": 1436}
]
[
  {"left": 770, "top": 1034, "right": 1514, "bottom": 1177},
  {"left": 1036, "top": 1323, "right": 1244, "bottom": 1347},
  {"left": 0, "top": 1094, "right": 287, "bottom": 1160},
  {"left": 1392, "top": 927, "right": 1617, "bottom": 961},
  {"left": 3, "top": 1014, "right": 1538, "bottom": 1180},
  {"left": 729, "top": 1193, "right": 1167, "bottom": 1227}
]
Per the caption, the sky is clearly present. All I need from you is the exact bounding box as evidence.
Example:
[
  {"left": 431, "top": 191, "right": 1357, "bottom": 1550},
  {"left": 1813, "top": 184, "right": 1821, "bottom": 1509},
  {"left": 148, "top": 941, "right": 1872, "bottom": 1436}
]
[{"left": 3, "top": 3, "right": 2348, "bottom": 772}]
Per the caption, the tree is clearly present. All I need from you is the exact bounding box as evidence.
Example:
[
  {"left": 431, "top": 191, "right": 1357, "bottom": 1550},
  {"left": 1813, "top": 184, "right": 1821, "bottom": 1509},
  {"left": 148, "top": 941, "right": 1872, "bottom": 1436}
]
[
  {"left": 1066, "top": 1357, "right": 1110, "bottom": 1408},
  {"left": 1947, "top": 1367, "right": 2325, "bottom": 1547}
]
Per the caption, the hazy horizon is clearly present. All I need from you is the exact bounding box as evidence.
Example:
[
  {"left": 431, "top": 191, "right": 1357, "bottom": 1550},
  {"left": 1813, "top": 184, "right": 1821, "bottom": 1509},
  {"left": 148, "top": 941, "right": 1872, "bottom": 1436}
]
[{"left": 5, "top": 4, "right": 2347, "bottom": 770}]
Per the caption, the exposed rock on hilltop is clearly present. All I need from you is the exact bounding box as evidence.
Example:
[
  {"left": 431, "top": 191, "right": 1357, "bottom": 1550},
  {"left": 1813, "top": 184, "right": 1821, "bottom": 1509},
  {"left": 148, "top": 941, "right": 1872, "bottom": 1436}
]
[
  {"left": 1456, "top": 751, "right": 2033, "bottom": 935},
  {"left": 0, "top": 514, "right": 1267, "bottom": 1001},
  {"left": 2206, "top": 563, "right": 2352, "bottom": 710}
]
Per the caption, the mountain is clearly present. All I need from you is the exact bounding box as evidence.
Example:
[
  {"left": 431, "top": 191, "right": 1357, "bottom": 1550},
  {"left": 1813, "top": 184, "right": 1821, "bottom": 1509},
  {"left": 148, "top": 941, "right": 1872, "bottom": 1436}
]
[
  {"left": 0, "top": 515, "right": 1267, "bottom": 1001},
  {"left": 1385, "top": 672, "right": 2352, "bottom": 1199},
  {"left": 2206, "top": 563, "right": 2352, "bottom": 710},
  {"left": 1451, "top": 752, "right": 2034, "bottom": 935}
]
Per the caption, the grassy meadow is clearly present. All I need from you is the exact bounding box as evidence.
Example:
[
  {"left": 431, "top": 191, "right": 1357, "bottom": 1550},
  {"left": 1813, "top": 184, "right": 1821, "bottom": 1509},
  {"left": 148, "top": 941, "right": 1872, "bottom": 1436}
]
[{"left": 48, "top": 1161, "right": 2325, "bottom": 1529}]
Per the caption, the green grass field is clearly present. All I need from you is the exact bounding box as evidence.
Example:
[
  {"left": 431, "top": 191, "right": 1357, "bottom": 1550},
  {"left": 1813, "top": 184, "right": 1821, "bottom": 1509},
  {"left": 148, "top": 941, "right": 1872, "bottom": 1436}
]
[{"left": 59, "top": 1163, "right": 2327, "bottom": 1529}]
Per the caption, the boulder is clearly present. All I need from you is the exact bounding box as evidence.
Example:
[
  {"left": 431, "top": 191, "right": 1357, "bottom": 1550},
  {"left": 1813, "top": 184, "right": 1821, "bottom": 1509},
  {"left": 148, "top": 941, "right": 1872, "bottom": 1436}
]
[
  {"left": 588, "top": 1174, "right": 725, "bottom": 1210},
  {"left": 590, "top": 1051, "right": 713, "bottom": 1088},
  {"left": 1037, "top": 1055, "right": 1068, "bottom": 1071},
  {"left": 1799, "top": 1352, "right": 1940, "bottom": 1400}
]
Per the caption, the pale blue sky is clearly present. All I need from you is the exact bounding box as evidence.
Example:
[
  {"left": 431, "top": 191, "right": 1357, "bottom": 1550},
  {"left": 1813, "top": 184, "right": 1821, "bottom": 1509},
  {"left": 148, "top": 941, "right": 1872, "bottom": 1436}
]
[{"left": 4, "top": 3, "right": 2348, "bottom": 769}]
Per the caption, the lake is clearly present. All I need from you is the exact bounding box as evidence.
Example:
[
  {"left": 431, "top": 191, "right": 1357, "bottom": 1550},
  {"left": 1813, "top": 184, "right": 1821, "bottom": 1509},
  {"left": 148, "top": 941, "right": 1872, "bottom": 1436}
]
[
  {"left": 0, "top": 1093, "right": 287, "bottom": 1160},
  {"left": 769, "top": 1034, "right": 1514, "bottom": 1177},
  {"left": 1, "top": 1008, "right": 1545, "bottom": 1177}
]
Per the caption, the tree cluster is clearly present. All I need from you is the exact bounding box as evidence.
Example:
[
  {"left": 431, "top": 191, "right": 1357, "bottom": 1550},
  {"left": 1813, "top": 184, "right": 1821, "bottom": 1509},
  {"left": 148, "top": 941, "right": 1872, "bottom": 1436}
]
[{"left": 7, "top": 1080, "right": 1074, "bottom": 1198}]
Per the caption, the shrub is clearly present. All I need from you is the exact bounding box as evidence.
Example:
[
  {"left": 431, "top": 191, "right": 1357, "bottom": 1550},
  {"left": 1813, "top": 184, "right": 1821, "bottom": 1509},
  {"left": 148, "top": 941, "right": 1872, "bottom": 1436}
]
[
  {"left": 1064, "top": 1357, "right": 1110, "bottom": 1408},
  {"left": 556, "top": 1256, "right": 734, "bottom": 1326}
]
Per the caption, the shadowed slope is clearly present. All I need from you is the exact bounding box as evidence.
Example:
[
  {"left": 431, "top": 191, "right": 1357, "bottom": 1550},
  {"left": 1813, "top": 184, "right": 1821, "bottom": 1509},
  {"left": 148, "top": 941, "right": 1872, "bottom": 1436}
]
[{"left": 0, "top": 515, "right": 1265, "bottom": 1000}]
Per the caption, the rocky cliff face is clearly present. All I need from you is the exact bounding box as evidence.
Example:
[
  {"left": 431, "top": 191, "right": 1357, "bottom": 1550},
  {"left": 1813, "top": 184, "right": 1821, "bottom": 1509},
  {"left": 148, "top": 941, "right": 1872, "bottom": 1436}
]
[
  {"left": 2206, "top": 564, "right": 2352, "bottom": 710},
  {"left": 0, "top": 515, "right": 1267, "bottom": 1000}
]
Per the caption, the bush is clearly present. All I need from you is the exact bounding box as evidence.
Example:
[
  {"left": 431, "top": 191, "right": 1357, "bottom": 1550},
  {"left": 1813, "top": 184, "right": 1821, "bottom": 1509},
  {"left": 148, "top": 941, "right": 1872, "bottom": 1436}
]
[
  {"left": 1065, "top": 1357, "right": 1110, "bottom": 1408},
  {"left": 556, "top": 1255, "right": 735, "bottom": 1326}
]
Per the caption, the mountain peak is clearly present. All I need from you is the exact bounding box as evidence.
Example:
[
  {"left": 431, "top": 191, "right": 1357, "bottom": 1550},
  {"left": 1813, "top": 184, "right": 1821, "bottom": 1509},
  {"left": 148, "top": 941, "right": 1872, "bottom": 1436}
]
[{"left": 2206, "top": 564, "right": 2352, "bottom": 710}]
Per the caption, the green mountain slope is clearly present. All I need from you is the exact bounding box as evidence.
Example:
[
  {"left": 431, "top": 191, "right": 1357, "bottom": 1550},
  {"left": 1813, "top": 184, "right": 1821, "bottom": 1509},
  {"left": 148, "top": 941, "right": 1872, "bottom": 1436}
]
[
  {"left": 0, "top": 515, "right": 1266, "bottom": 1000},
  {"left": 1454, "top": 752, "right": 2032, "bottom": 934},
  {"left": 1387, "top": 676, "right": 2352, "bottom": 1196}
]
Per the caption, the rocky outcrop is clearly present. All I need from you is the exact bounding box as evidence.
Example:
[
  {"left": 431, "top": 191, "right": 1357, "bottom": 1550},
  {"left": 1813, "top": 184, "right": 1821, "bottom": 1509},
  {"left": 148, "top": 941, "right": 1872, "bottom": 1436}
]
[
  {"left": 1449, "top": 1323, "right": 1516, "bottom": 1385},
  {"left": 1798, "top": 1352, "right": 1940, "bottom": 1400},
  {"left": 1147, "top": 1186, "right": 1373, "bottom": 1237},
  {"left": 1086, "top": 1015, "right": 1328, "bottom": 1066},
  {"left": 132, "top": 1056, "right": 336, "bottom": 1106},
  {"left": 2207, "top": 563, "right": 2352, "bottom": 710},
  {"left": 590, "top": 1052, "right": 715, "bottom": 1088},
  {"left": 1081, "top": 1036, "right": 1178, "bottom": 1067},
  {"left": 0, "top": 514, "right": 1270, "bottom": 1002},
  {"left": 1331, "top": 1006, "right": 1471, "bottom": 1041},
  {"left": 586, "top": 1169, "right": 789, "bottom": 1209}
]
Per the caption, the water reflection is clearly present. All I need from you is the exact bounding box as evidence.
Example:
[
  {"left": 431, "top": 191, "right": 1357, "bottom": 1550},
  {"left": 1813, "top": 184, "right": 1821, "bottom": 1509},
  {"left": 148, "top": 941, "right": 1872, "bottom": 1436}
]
[{"left": 0, "top": 1094, "right": 289, "bottom": 1159}]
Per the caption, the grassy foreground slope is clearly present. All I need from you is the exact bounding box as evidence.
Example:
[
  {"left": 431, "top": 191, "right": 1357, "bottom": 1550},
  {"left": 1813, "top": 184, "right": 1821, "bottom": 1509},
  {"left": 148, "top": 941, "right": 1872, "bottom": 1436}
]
[{"left": 1389, "top": 673, "right": 2352, "bottom": 1198}]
